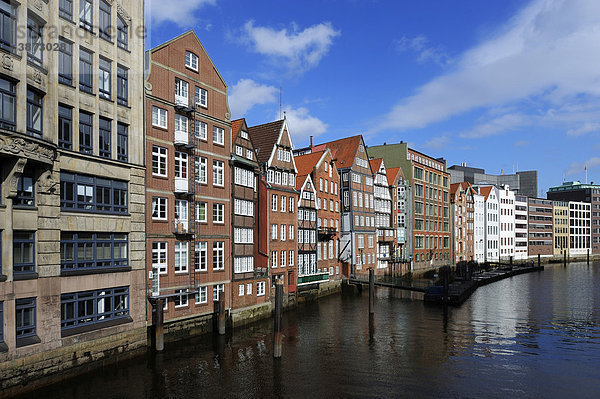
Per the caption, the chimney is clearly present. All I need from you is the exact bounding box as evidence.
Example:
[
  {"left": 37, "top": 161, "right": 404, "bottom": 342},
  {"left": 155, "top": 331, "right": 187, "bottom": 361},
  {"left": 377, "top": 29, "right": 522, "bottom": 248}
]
[{"left": 310, "top": 136, "right": 313, "bottom": 148}]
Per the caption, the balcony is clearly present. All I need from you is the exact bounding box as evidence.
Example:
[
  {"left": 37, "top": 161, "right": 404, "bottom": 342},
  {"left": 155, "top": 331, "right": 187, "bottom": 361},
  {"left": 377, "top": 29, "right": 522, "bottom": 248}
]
[
  {"left": 298, "top": 272, "right": 329, "bottom": 286},
  {"left": 173, "top": 219, "right": 191, "bottom": 235},
  {"left": 174, "top": 177, "right": 189, "bottom": 194},
  {"left": 174, "top": 128, "right": 189, "bottom": 146},
  {"left": 174, "top": 93, "right": 193, "bottom": 113}
]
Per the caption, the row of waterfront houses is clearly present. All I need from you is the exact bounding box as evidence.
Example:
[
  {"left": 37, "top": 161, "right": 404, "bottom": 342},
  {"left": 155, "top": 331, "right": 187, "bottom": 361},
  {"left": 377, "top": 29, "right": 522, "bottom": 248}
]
[{"left": 0, "top": 3, "right": 598, "bottom": 391}]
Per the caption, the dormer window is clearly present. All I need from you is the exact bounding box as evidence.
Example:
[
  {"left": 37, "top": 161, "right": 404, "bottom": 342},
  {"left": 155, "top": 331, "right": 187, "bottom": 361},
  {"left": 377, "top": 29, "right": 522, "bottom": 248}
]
[
  {"left": 240, "top": 130, "right": 249, "bottom": 140},
  {"left": 185, "top": 51, "right": 198, "bottom": 71}
]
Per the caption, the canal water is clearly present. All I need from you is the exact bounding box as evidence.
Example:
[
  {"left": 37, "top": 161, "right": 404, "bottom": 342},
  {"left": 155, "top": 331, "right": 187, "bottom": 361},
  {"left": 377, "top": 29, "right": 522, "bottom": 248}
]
[{"left": 23, "top": 262, "right": 600, "bottom": 398}]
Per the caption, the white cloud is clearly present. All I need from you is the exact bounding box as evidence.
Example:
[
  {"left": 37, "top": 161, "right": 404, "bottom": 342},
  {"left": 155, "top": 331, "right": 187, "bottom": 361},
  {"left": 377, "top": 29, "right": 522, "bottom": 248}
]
[
  {"left": 228, "top": 79, "right": 278, "bottom": 118},
  {"left": 460, "top": 113, "right": 526, "bottom": 139},
  {"left": 566, "top": 157, "right": 600, "bottom": 176},
  {"left": 395, "top": 35, "right": 450, "bottom": 66},
  {"left": 374, "top": 0, "right": 600, "bottom": 134},
  {"left": 241, "top": 21, "right": 340, "bottom": 72},
  {"left": 422, "top": 135, "right": 450, "bottom": 150},
  {"left": 147, "top": 0, "right": 215, "bottom": 27},
  {"left": 567, "top": 122, "right": 600, "bottom": 136},
  {"left": 281, "top": 106, "right": 327, "bottom": 144}
]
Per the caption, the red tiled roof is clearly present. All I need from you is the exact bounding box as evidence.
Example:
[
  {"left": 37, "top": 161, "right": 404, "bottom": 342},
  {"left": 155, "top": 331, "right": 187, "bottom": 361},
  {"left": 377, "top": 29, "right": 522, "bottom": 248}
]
[
  {"left": 386, "top": 167, "right": 404, "bottom": 186},
  {"left": 479, "top": 186, "right": 493, "bottom": 201},
  {"left": 369, "top": 158, "right": 383, "bottom": 174},
  {"left": 231, "top": 118, "right": 244, "bottom": 143},
  {"left": 315, "top": 135, "right": 362, "bottom": 170},
  {"left": 247, "top": 119, "right": 284, "bottom": 164},
  {"left": 294, "top": 150, "right": 325, "bottom": 177},
  {"left": 296, "top": 174, "right": 309, "bottom": 191}
]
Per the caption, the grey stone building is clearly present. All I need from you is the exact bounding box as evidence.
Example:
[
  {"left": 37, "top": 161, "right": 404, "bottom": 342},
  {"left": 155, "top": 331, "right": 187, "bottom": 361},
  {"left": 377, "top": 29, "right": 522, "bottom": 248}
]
[
  {"left": 0, "top": 0, "right": 146, "bottom": 393},
  {"left": 448, "top": 164, "right": 538, "bottom": 198}
]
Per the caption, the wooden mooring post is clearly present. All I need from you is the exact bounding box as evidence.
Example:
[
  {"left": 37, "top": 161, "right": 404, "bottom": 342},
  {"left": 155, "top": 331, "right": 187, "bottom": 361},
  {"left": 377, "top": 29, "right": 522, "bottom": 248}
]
[
  {"left": 152, "top": 298, "right": 164, "bottom": 351},
  {"left": 564, "top": 251, "right": 567, "bottom": 267},
  {"left": 273, "top": 279, "right": 283, "bottom": 358},
  {"left": 538, "top": 254, "right": 541, "bottom": 267},
  {"left": 218, "top": 297, "right": 226, "bottom": 335},
  {"left": 587, "top": 249, "right": 590, "bottom": 265},
  {"left": 510, "top": 256, "right": 513, "bottom": 268},
  {"left": 369, "top": 268, "right": 375, "bottom": 315}
]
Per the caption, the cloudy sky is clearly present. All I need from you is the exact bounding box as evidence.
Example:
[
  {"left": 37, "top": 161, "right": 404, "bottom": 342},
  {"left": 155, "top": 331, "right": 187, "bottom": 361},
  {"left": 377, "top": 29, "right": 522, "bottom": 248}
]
[{"left": 146, "top": 0, "right": 600, "bottom": 196}]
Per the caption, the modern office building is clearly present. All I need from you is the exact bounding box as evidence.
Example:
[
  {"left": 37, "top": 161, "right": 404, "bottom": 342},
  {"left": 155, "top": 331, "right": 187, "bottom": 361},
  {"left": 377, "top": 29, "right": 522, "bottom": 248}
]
[
  {"left": 145, "top": 32, "right": 231, "bottom": 322},
  {"left": 527, "top": 198, "right": 553, "bottom": 257},
  {"left": 1, "top": 0, "right": 146, "bottom": 390},
  {"left": 449, "top": 164, "right": 538, "bottom": 198},
  {"left": 547, "top": 181, "right": 600, "bottom": 254},
  {"left": 552, "top": 201, "right": 569, "bottom": 256},
  {"left": 567, "top": 201, "right": 591, "bottom": 256},
  {"left": 514, "top": 195, "right": 529, "bottom": 260},
  {"left": 368, "top": 143, "right": 451, "bottom": 271}
]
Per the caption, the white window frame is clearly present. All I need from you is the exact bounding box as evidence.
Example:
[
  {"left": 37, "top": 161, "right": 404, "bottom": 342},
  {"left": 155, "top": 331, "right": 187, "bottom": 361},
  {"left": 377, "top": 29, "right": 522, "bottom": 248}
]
[
  {"left": 174, "top": 289, "right": 188, "bottom": 308},
  {"left": 185, "top": 51, "right": 198, "bottom": 71},
  {"left": 213, "top": 126, "right": 224, "bottom": 145},
  {"left": 257, "top": 281, "right": 265, "bottom": 296},
  {"left": 152, "top": 241, "right": 167, "bottom": 274},
  {"left": 213, "top": 160, "right": 224, "bottom": 186},
  {"left": 213, "top": 284, "right": 224, "bottom": 301},
  {"left": 152, "top": 197, "right": 167, "bottom": 220},
  {"left": 195, "top": 286, "right": 207, "bottom": 304},
  {"left": 212, "top": 242, "right": 224, "bottom": 270},
  {"left": 195, "top": 156, "right": 207, "bottom": 184},
  {"left": 195, "top": 121, "right": 207, "bottom": 140},
  {"left": 195, "top": 241, "right": 207, "bottom": 272},
  {"left": 195, "top": 202, "right": 207, "bottom": 222},
  {"left": 152, "top": 146, "right": 167, "bottom": 177},
  {"left": 152, "top": 106, "right": 167, "bottom": 128},
  {"left": 213, "top": 203, "right": 224, "bottom": 224},
  {"left": 174, "top": 241, "right": 188, "bottom": 273}
]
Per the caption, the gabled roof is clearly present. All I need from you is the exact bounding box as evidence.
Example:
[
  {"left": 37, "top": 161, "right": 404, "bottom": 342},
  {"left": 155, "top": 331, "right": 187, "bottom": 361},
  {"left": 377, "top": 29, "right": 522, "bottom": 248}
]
[
  {"left": 315, "top": 135, "right": 363, "bottom": 170},
  {"left": 479, "top": 186, "right": 494, "bottom": 201},
  {"left": 247, "top": 119, "right": 285, "bottom": 164},
  {"left": 294, "top": 150, "right": 326, "bottom": 177},
  {"left": 369, "top": 158, "right": 383, "bottom": 175},
  {"left": 231, "top": 118, "right": 244, "bottom": 143},
  {"left": 386, "top": 167, "right": 404, "bottom": 186}
]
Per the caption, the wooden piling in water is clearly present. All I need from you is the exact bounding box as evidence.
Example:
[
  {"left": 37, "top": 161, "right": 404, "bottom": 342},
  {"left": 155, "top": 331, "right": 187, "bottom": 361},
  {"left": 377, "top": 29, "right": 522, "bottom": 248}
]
[
  {"left": 564, "top": 251, "right": 567, "bottom": 267},
  {"left": 587, "top": 249, "right": 590, "bottom": 265},
  {"left": 273, "top": 279, "right": 283, "bottom": 358},
  {"left": 538, "top": 254, "right": 541, "bottom": 267},
  {"left": 153, "top": 298, "right": 164, "bottom": 351},
  {"left": 369, "top": 268, "right": 375, "bottom": 315},
  {"left": 218, "top": 297, "right": 226, "bottom": 335}
]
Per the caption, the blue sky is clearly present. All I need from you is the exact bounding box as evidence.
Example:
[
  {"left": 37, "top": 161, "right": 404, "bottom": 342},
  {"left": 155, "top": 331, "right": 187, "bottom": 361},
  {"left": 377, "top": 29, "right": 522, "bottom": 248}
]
[{"left": 146, "top": 0, "right": 600, "bottom": 196}]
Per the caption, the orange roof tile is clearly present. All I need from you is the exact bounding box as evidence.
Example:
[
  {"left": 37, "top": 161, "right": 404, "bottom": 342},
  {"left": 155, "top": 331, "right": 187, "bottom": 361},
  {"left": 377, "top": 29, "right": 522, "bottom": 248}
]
[
  {"left": 231, "top": 118, "right": 244, "bottom": 143},
  {"left": 479, "top": 186, "right": 493, "bottom": 201},
  {"left": 296, "top": 174, "right": 309, "bottom": 191},
  {"left": 386, "top": 167, "right": 404, "bottom": 186},
  {"left": 369, "top": 158, "right": 383, "bottom": 174},
  {"left": 316, "top": 135, "right": 363, "bottom": 170},
  {"left": 294, "top": 150, "right": 325, "bottom": 177}
]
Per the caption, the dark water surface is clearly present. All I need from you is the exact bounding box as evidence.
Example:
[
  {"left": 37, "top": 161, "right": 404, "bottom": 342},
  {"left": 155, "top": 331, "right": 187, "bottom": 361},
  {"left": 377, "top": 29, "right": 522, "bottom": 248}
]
[{"left": 23, "top": 263, "right": 600, "bottom": 398}]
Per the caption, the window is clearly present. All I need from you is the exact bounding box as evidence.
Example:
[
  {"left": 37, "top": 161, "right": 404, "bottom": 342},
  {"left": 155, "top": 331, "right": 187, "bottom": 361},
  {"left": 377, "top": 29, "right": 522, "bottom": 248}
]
[
  {"left": 257, "top": 282, "right": 265, "bottom": 296},
  {"left": 290, "top": 197, "right": 295, "bottom": 213},
  {"left": 241, "top": 130, "right": 249, "bottom": 140},
  {"left": 79, "top": 48, "right": 94, "bottom": 93},
  {"left": 15, "top": 168, "right": 34, "bottom": 206},
  {"left": 175, "top": 78, "right": 188, "bottom": 105},
  {"left": 16, "top": 298, "right": 36, "bottom": 344},
  {"left": 234, "top": 228, "right": 254, "bottom": 244},
  {"left": 195, "top": 86, "right": 207, "bottom": 107},
  {"left": 58, "top": 38, "right": 73, "bottom": 85},
  {"left": 213, "top": 203, "right": 224, "bottom": 223},
  {"left": 234, "top": 167, "right": 254, "bottom": 188},
  {"left": 79, "top": 0, "right": 93, "bottom": 31},
  {"left": 117, "top": 15, "right": 128, "bottom": 49},
  {"left": 27, "top": 16, "right": 43, "bottom": 67},
  {"left": 152, "top": 106, "right": 167, "bottom": 128},
  {"left": 235, "top": 145, "right": 243, "bottom": 156},
  {"left": 186, "top": 51, "right": 198, "bottom": 71},
  {"left": 271, "top": 251, "right": 277, "bottom": 268},
  {"left": 195, "top": 157, "right": 207, "bottom": 183},
  {"left": 152, "top": 146, "right": 167, "bottom": 176},
  {"left": 213, "top": 126, "right": 224, "bottom": 145},
  {"left": 281, "top": 196, "right": 286, "bottom": 212},
  {"left": 213, "top": 242, "right": 224, "bottom": 270},
  {"left": 117, "top": 66, "right": 128, "bottom": 106},
  {"left": 58, "top": 104, "right": 73, "bottom": 149},
  {"left": 234, "top": 199, "right": 254, "bottom": 217},
  {"left": 195, "top": 286, "right": 207, "bottom": 304},
  {"left": 195, "top": 121, "right": 207, "bottom": 140},
  {"left": 195, "top": 202, "right": 207, "bottom": 222},
  {"left": 213, "top": 284, "right": 225, "bottom": 301},
  {"left": 0, "top": 77, "right": 15, "bottom": 130},
  {"left": 99, "top": 1, "right": 111, "bottom": 40},
  {"left": 0, "top": 0, "right": 15, "bottom": 52},
  {"left": 281, "top": 251, "right": 286, "bottom": 267},
  {"left": 239, "top": 285, "right": 244, "bottom": 296},
  {"left": 213, "top": 160, "right": 224, "bottom": 186},
  {"left": 280, "top": 225, "right": 286, "bottom": 241},
  {"left": 174, "top": 290, "right": 188, "bottom": 308},
  {"left": 26, "top": 88, "right": 43, "bottom": 138},
  {"left": 195, "top": 242, "right": 207, "bottom": 271},
  {"left": 234, "top": 257, "right": 254, "bottom": 273},
  {"left": 152, "top": 242, "right": 167, "bottom": 274},
  {"left": 289, "top": 251, "right": 294, "bottom": 266},
  {"left": 13, "top": 232, "right": 35, "bottom": 274},
  {"left": 117, "top": 123, "right": 128, "bottom": 162},
  {"left": 99, "top": 117, "right": 111, "bottom": 158},
  {"left": 59, "top": 0, "right": 73, "bottom": 20},
  {"left": 61, "top": 172, "right": 128, "bottom": 213},
  {"left": 152, "top": 197, "right": 167, "bottom": 220},
  {"left": 174, "top": 151, "right": 188, "bottom": 179},
  {"left": 174, "top": 199, "right": 188, "bottom": 223},
  {"left": 61, "top": 287, "right": 129, "bottom": 332},
  {"left": 174, "top": 242, "right": 188, "bottom": 273},
  {"left": 246, "top": 149, "right": 254, "bottom": 160},
  {"left": 60, "top": 232, "right": 128, "bottom": 272},
  {"left": 99, "top": 58, "right": 112, "bottom": 100}
]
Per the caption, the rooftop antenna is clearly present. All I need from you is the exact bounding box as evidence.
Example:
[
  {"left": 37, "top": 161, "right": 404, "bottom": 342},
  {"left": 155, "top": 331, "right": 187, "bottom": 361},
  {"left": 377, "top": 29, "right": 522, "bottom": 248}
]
[{"left": 585, "top": 165, "right": 588, "bottom": 184}]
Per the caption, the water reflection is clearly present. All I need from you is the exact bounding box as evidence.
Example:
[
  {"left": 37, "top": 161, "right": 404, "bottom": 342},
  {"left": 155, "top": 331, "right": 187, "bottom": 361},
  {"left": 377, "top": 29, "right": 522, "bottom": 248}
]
[{"left": 20, "top": 262, "right": 600, "bottom": 399}]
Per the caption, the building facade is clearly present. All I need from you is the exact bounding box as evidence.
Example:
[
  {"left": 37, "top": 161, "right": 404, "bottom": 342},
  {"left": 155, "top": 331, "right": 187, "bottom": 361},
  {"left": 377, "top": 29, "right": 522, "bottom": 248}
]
[
  {"left": 371, "top": 159, "right": 394, "bottom": 271},
  {"left": 480, "top": 186, "right": 500, "bottom": 261},
  {"left": 1, "top": 0, "right": 146, "bottom": 390},
  {"left": 449, "top": 164, "right": 538, "bottom": 198},
  {"left": 296, "top": 175, "right": 320, "bottom": 287},
  {"left": 450, "top": 182, "right": 475, "bottom": 262},
  {"left": 498, "top": 186, "right": 515, "bottom": 260},
  {"left": 527, "top": 198, "right": 553, "bottom": 257},
  {"left": 387, "top": 167, "right": 411, "bottom": 264},
  {"left": 248, "top": 119, "right": 298, "bottom": 293},
  {"left": 553, "top": 201, "right": 569, "bottom": 256},
  {"left": 145, "top": 32, "right": 231, "bottom": 321},
  {"left": 547, "top": 181, "right": 600, "bottom": 255},
  {"left": 514, "top": 195, "right": 529, "bottom": 260},
  {"left": 368, "top": 143, "right": 451, "bottom": 271},
  {"left": 568, "top": 201, "right": 591, "bottom": 256}
]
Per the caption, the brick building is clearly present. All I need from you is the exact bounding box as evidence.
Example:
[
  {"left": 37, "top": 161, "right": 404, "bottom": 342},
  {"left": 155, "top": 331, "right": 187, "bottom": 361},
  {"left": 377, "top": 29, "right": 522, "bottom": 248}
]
[
  {"left": 230, "top": 119, "right": 269, "bottom": 310},
  {"left": 527, "top": 198, "right": 554, "bottom": 257},
  {"left": 248, "top": 118, "right": 298, "bottom": 293},
  {"left": 145, "top": 32, "right": 231, "bottom": 321},
  {"left": 295, "top": 174, "right": 320, "bottom": 288},
  {"left": 368, "top": 143, "right": 451, "bottom": 270},
  {"left": 294, "top": 149, "right": 342, "bottom": 284},
  {"left": 450, "top": 182, "right": 475, "bottom": 262},
  {"left": 1, "top": 0, "right": 146, "bottom": 391},
  {"left": 370, "top": 159, "right": 394, "bottom": 271}
]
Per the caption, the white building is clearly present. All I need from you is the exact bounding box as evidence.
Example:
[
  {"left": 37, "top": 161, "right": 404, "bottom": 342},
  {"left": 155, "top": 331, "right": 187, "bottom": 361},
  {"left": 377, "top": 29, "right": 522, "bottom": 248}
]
[
  {"left": 569, "top": 201, "right": 591, "bottom": 256},
  {"left": 498, "top": 185, "right": 516, "bottom": 260},
  {"left": 515, "top": 195, "right": 529, "bottom": 260},
  {"left": 473, "top": 192, "right": 485, "bottom": 263},
  {"left": 480, "top": 185, "right": 500, "bottom": 261}
]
